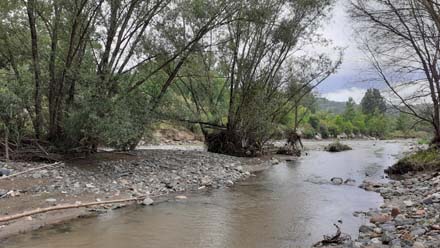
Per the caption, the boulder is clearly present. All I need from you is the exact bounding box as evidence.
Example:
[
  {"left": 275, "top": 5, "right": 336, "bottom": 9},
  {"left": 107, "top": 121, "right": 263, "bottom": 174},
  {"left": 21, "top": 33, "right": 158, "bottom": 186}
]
[{"left": 0, "top": 168, "right": 11, "bottom": 177}]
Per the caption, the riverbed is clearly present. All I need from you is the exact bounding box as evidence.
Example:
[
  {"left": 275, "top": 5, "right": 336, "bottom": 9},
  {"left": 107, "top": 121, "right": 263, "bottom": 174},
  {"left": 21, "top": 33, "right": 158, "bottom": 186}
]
[{"left": 3, "top": 140, "right": 410, "bottom": 248}]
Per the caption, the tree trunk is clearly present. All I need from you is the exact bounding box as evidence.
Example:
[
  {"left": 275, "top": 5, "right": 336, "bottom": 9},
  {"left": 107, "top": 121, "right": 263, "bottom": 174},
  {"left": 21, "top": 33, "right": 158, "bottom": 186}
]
[
  {"left": 48, "top": 3, "right": 61, "bottom": 140},
  {"left": 4, "top": 127, "right": 9, "bottom": 162},
  {"left": 27, "top": 0, "right": 43, "bottom": 139},
  {"left": 294, "top": 104, "right": 299, "bottom": 133}
]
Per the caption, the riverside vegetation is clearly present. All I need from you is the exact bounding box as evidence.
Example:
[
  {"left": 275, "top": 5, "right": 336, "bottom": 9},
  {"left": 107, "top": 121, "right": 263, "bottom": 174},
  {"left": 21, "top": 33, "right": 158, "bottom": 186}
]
[
  {"left": 0, "top": 0, "right": 434, "bottom": 159},
  {"left": 1, "top": 0, "right": 440, "bottom": 247}
]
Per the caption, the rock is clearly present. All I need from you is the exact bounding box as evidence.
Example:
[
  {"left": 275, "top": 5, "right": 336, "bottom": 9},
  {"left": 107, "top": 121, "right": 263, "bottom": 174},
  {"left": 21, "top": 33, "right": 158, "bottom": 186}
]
[
  {"left": 403, "top": 200, "right": 415, "bottom": 207},
  {"left": 226, "top": 180, "right": 234, "bottom": 186},
  {"left": 271, "top": 158, "right": 280, "bottom": 165},
  {"left": 381, "top": 231, "right": 396, "bottom": 244},
  {"left": 370, "top": 214, "right": 391, "bottom": 224},
  {"left": 32, "top": 172, "right": 42, "bottom": 179},
  {"left": 424, "top": 192, "right": 440, "bottom": 204},
  {"left": 412, "top": 241, "right": 425, "bottom": 248},
  {"left": 410, "top": 227, "right": 425, "bottom": 237},
  {"left": 394, "top": 215, "right": 415, "bottom": 226},
  {"left": 414, "top": 209, "right": 425, "bottom": 216},
  {"left": 330, "top": 177, "right": 344, "bottom": 185},
  {"left": 201, "top": 176, "right": 212, "bottom": 186},
  {"left": 0, "top": 168, "right": 11, "bottom": 177},
  {"left": 422, "top": 196, "right": 434, "bottom": 205},
  {"left": 235, "top": 166, "right": 244, "bottom": 172},
  {"left": 381, "top": 223, "right": 396, "bottom": 232},
  {"left": 360, "top": 223, "right": 377, "bottom": 233},
  {"left": 391, "top": 208, "right": 401, "bottom": 218},
  {"left": 431, "top": 224, "right": 440, "bottom": 230},
  {"left": 390, "top": 239, "right": 402, "bottom": 248},
  {"left": 373, "top": 227, "right": 382, "bottom": 234},
  {"left": 32, "top": 169, "right": 49, "bottom": 179},
  {"left": 344, "top": 178, "right": 356, "bottom": 185},
  {"left": 141, "top": 197, "right": 154, "bottom": 206},
  {"left": 85, "top": 183, "right": 95, "bottom": 188},
  {"left": 371, "top": 237, "right": 381, "bottom": 244}
]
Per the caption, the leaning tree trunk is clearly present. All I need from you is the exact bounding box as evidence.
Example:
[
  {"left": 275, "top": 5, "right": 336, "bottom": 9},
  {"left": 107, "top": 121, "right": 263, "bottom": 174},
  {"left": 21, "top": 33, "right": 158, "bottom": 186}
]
[
  {"left": 27, "top": 0, "right": 43, "bottom": 139},
  {"left": 433, "top": 122, "right": 440, "bottom": 148}
]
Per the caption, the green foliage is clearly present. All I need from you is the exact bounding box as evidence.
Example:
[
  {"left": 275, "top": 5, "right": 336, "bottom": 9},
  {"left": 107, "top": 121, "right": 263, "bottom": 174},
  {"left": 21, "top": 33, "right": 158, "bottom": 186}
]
[
  {"left": 361, "top": 88, "right": 386, "bottom": 115},
  {"left": 324, "top": 141, "right": 352, "bottom": 152},
  {"left": 295, "top": 95, "right": 396, "bottom": 139},
  {"left": 63, "top": 91, "right": 152, "bottom": 151},
  {"left": 387, "top": 148, "right": 440, "bottom": 174}
]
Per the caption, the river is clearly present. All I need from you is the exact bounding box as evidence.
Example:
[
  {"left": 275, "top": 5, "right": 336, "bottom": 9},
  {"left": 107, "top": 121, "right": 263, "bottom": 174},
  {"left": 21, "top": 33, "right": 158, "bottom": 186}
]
[{"left": 3, "top": 140, "right": 410, "bottom": 248}]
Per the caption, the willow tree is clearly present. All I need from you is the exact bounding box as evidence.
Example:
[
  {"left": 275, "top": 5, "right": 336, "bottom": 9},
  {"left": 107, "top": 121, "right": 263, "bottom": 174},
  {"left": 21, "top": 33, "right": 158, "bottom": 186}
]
[
  {"left": 351, "top": 0, "right": 440, "bottom": 146},
  {"left": 163, "top": 0, "right": 340, "bottom": 156},
  {"left": 0, "top": 0, "right": 238, "bottom": 151}
]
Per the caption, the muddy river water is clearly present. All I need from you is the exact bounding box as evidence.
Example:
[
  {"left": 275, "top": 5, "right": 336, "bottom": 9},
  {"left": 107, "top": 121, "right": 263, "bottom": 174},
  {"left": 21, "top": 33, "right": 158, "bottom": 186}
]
[{"left": 4, "top": 140, "right": 410, "bottom": 248}]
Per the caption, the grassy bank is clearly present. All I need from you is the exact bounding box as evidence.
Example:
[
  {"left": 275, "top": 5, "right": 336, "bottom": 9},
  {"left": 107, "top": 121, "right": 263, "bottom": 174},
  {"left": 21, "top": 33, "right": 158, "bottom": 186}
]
[{"left": 386, "top": 148, "right": 440, "bottom": 174}]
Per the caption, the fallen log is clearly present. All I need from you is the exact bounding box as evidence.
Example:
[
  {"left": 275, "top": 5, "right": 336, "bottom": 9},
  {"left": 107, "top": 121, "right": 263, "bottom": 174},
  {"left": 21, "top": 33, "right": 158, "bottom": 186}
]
[
  {"left": 0, "top": 194, "right": 164, "bottom": 223},
  {"left": 0, "top": 162, "right": 62, "bottom": 180}
]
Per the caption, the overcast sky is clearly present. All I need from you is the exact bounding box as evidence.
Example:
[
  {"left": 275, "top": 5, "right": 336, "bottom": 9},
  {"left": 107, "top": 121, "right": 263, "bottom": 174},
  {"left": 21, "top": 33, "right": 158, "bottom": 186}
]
[{"left": 316, "top": 0, "right": 382, "bottom": 103}]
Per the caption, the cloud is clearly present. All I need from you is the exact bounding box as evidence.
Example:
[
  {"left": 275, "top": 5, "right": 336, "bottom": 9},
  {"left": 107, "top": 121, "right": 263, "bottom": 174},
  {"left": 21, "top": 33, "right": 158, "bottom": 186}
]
[
  {"left": 382, "top": 81, "right": 432, "bottom": 105},
  {"left": 321, "top": 87, "right": 366, "bottom": 103}
]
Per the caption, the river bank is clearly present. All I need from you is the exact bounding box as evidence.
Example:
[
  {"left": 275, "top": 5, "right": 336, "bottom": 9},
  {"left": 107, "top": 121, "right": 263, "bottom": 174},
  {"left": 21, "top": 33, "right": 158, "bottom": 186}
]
[
  {"left": 2, "top": 140, "right": 429, "bottom": 248},
  {"left": 0, "top": 149, "right": 277, "bottom": 241},
  {"left": 349, "top": 172, "right": 440, "bottom": 248}
]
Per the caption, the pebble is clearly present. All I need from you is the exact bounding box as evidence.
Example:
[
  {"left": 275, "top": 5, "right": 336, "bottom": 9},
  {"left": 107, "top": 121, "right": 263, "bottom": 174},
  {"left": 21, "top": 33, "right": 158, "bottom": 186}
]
[
  {"left": 391, "top": 207, "right": 400, "bottom": 217},
  {"left": 370, "top": 214, "right": 391, "bottom": 224},
  {"left": 330, "top": 177, "right": 343, "bottom": 185},
  {"left": 412, "top": 241, "right": 425, "bottom": 248},
  {"left": 141, "top": 198, "right": 154, "bottom": 206},
  {"left": 403, "top": 200, "right": 415, "bottom": 207}
]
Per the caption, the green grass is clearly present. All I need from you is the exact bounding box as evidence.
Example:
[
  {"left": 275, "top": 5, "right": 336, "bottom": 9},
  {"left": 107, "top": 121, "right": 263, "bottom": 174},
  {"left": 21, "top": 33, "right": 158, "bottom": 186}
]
[
  {"left": 386, "top": 148, "right": 440, "bottom": 174},
  {"left": 417, "top": 138, "right": 430, "bottom": 145}
]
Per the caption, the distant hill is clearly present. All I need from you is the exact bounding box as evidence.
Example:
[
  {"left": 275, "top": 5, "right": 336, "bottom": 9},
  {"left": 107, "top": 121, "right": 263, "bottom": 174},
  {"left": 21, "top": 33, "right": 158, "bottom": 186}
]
[
  {"left": 315, "top": 97, "right": 407, "bottom": 116},
  {"left": 315, "top": 97, "right": 347, "bottom": 114}
]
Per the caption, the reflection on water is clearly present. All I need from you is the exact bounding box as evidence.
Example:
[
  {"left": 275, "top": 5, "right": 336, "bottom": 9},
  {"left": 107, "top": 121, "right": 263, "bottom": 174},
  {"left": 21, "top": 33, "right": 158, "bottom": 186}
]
[{"left": 4, "top": 141, "right": 409, "bottom": 248}]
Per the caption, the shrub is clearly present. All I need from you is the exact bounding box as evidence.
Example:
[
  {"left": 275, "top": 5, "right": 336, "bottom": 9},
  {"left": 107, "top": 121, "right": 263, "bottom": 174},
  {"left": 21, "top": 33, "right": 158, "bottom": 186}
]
[{"left": 324, "top": 141, "right": 352, "bottom": 152}]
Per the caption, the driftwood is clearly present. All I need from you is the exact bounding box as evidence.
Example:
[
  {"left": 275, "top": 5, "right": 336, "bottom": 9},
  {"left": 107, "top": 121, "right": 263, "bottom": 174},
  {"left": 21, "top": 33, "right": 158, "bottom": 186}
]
[
  {"left": 0, "top": 194, "right": 165, "bottom": 223},
  {"left": 313, "top": 224, "right": 351, "bottom": 247},
  {"left": 0, "top": 162, "right": 62, "bottom": 180},
  {"left": 0, "top": 194, "right": 166, "bottom": 223}
]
